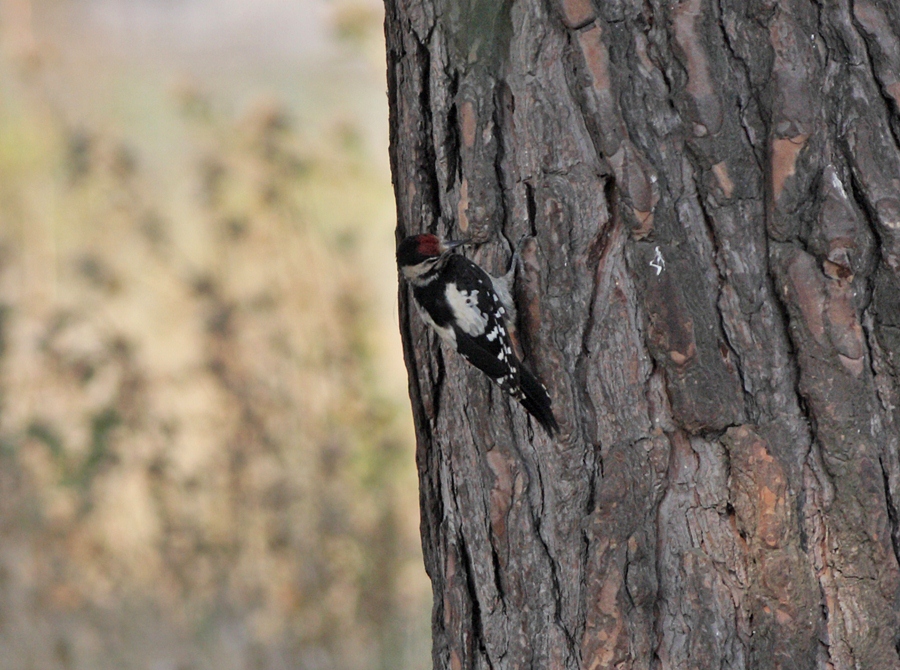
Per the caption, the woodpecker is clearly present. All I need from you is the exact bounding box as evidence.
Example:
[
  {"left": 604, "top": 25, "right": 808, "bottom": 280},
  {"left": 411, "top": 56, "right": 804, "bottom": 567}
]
[{"left": 397, "top": 233, "right": 559, "bottom": 435}]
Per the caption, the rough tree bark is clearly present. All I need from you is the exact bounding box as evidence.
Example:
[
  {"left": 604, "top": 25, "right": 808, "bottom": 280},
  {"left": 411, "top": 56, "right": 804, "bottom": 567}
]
[{"left": 385, "top": 0, "right": 900, "bottom": 667}]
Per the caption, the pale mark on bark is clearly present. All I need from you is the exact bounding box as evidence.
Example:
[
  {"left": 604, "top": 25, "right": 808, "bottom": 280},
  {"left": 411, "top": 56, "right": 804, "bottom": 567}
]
[
  {"left": 771, "top": 134, "right": 809, "bottom": 203},
  {"left": 650, "top": 247, "right": 665, "bottom": 276},
  {"left": 712, "top": 161, "right": 734, "bottom": 199}
]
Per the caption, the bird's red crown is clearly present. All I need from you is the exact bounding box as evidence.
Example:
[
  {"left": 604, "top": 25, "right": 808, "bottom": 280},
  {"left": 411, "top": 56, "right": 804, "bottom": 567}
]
[{"left": 415, "top": 234, "right": 442, "bottom": 257}]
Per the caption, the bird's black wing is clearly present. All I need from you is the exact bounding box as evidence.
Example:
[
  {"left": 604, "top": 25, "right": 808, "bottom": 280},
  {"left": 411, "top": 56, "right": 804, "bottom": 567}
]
[
  {"left": 445, "top": 257, "right": 558, "bottom": 435},
  {"left": 454, "top": 327, "right": 558, "bottom": 435}
]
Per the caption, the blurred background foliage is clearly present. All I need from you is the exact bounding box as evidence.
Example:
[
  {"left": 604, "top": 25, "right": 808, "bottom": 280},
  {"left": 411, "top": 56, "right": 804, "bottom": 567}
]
[{"left": 0, "top": 1, "right": 429, "bottom": 668}]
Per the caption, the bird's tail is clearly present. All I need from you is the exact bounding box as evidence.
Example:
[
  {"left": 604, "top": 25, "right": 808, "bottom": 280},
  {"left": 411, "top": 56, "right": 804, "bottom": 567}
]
[{"left": 517, "top": 365, "right": 559, "bottom": 436}]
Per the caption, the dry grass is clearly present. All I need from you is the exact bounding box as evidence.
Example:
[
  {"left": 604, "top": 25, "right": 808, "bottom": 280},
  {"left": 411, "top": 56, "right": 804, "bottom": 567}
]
[{"left": 0, "top": 4, "right": 427, "bottom": 668}]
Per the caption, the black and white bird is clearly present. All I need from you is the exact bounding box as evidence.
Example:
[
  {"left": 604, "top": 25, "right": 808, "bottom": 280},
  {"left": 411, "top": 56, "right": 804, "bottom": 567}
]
[{"left": 397, "top": 233, "right": 558, "bottom": 435}]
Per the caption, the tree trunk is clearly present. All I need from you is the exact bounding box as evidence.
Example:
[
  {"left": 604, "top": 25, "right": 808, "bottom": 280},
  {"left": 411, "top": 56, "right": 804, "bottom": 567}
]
[{"left": 384, "top": 0, "right": 900, "bottom": 667}]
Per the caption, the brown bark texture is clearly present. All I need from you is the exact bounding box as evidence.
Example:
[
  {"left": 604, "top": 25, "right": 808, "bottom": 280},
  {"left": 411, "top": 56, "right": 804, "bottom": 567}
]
[{"left": 385, "top": 0, "right": 900, "bottom": 667}]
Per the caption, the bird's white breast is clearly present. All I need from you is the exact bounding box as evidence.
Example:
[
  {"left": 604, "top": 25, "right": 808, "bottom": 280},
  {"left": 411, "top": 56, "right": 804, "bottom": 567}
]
[{"left": 414, "top": 301, "right": 456, "bottom": 347}]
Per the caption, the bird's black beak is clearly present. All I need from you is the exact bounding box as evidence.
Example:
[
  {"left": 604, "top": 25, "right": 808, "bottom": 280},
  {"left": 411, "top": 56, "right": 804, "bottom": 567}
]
[{"left": 441, "top": 239, "right": 469, "bottom": 254}]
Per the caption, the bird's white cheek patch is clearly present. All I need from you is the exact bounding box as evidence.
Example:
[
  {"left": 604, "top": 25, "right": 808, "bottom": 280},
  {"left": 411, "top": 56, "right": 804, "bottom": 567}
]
[
  {"left": 445, "top": 283, "right": 488, "bottom": 336},
  {"left": 402, "top": 259, "right": 440, "bottom": 285}
]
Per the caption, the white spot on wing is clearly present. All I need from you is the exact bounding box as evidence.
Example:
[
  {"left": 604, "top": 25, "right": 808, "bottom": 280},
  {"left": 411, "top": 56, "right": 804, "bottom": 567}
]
[{"left": 445, "top": 283, "right": 489, "bottom": 336}]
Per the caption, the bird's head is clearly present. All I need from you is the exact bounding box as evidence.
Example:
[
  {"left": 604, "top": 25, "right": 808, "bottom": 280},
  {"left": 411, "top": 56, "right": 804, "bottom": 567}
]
[{"left": 396, "top": 234, "right": 467, "bottom": 285}]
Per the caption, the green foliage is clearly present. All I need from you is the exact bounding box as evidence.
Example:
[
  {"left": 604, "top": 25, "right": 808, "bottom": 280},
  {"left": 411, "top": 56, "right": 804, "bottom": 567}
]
[{"left": 26, "top": 420, "right": 64, "bottom": 459}]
